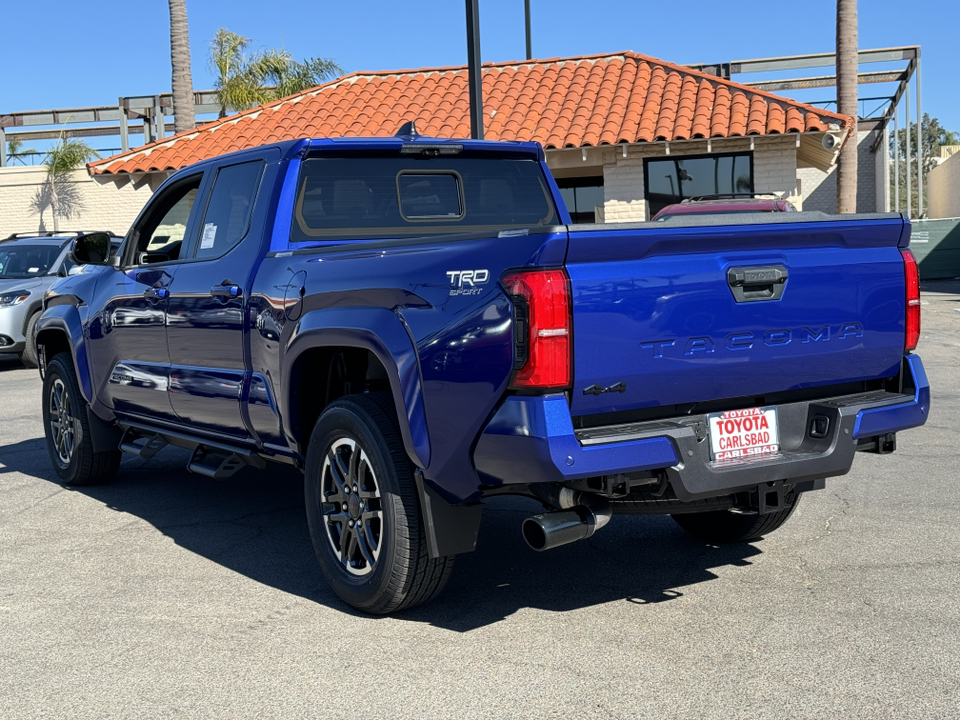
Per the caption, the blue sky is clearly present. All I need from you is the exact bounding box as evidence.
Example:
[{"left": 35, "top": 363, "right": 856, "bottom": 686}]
[{"left": 3, "top": 0, "right": 956, "bottom": 153}]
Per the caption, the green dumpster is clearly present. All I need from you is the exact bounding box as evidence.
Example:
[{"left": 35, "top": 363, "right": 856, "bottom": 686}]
[{"left": 910, "top": 218, "right": 960, "bottom": 280}]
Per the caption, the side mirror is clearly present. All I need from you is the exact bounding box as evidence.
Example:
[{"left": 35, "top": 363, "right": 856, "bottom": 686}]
[{"left": 69, "top": 232, "right": 113, "bottom": 266}]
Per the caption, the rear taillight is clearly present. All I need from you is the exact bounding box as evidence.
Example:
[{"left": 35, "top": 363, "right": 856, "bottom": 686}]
[
  {"left": 502, "top": 268, "right": 571, "bottom": 389},
  {"left": 902, "top": 249, "right": 921, "bottom": 352}
]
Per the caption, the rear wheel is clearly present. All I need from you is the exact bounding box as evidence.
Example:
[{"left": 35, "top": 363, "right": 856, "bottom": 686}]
[
  {"left": 304, "top": 393, "right": 454, "bottom": 614},
  {"left": 42, "top": 352, "right": 121, "bottom": 486},
  {"left": 20, "top": 311, "right": 40, "bottom": 368},
  {"left": 671, "top": 493, "right": 801, "bottom": 543}
]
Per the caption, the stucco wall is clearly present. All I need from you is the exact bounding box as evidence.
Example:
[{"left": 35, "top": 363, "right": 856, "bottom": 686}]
[
  {"left": 796, "top": 125, "right": 884, "bottom": 214},
  {"left": 0, "top": 166, "right": 155, "bottom": 238},
  {"left": 927, "top": 152, "right": 960, "bottom": 219}
]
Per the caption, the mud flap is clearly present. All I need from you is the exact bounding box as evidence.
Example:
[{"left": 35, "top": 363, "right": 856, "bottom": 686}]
[
  {"left": 86, "top": 407, "right": 123, "bottom": 454},
  {"left": 414, "top": 470, "right": 483, "bottom": 558}
]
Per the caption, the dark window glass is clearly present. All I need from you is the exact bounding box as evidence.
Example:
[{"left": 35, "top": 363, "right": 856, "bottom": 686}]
[
  {"left": 555, "top": 177, "right": 604, "bottom": 223},
  {"left": 398, "top": 173, "right": 463, "bottom": 219},
  {"left": 644, "top": 153, "right": 753, "bottom": 218},
  {"left": 195, "top": 160, "right": 264, "bottom": 258},
  {"left": 293, "top": 156, "right": 557, "bottom": 242},
  {"left": 0, "top": 245, "right": 61, "bottom": 278}
]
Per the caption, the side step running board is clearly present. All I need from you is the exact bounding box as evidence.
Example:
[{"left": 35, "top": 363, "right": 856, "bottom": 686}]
[
  {"left": 188, "top": 447, "right": 254, "bottom": 480},
  {"left": 117, "top": 420, "right": 267, "bottom": 480},
  {"left": 119, "top": 428, "right": 168, "bottom": 459}
]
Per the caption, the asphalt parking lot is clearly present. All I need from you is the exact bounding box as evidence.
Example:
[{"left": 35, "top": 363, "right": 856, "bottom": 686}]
[{"left": 1, "top": 282, "right": 958, "bottom": 720}]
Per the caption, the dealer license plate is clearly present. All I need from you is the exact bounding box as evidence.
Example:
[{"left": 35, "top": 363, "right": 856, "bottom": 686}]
[{"left": 707, "top": 406, "right": 780, "bottom": 462}]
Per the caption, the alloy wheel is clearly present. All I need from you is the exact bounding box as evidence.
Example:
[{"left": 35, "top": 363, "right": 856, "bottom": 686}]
[
  {"left": 320, "top": 437, "right": 384, "bottom": 576},
  {"left": 48, "top": 377, "right": 78, "bottom": 466}
]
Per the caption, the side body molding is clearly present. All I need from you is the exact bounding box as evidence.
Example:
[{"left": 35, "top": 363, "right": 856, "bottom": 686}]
[
  {"left": 282, "top": 306, "right": 430, "bottom": 468},
  {"left": 35, "top": 303, "right": 93, "bottom": 403}
]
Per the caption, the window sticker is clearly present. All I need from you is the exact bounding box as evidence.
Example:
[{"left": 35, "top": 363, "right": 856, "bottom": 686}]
[
  {"left": 200, "top": 223, "right": 217, "bottom": 249},
  {"left": 28, "top": 267, "right": 40, "bottom": 273}
]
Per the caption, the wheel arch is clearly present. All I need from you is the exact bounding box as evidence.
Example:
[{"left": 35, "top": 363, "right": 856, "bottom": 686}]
[
  {"left": 34, "top": 305, "right": 93, "bottom": 404},
  {"left": 20, "top": 299, "right": 44, "bottom": 335},
  {"left": 282, "top": 307, "right": 430, "bottom": 469}
]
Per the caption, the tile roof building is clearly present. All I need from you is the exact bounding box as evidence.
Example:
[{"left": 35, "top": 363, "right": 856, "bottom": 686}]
[{"left": 86, "top": 52, "right": 889, "bottom": 224}]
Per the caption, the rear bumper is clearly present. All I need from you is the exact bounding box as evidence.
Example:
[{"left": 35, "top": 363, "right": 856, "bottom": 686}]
[{"left": 474, "top": 354, "right": 929, "bottom": 501}]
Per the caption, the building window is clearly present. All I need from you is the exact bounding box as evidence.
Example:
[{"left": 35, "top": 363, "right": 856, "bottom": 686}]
[
  {"left": 643, "top": 153, "right": 753, "bottom": 218},
  {"left": 556, "top": 177, "right": 604, "bottom": 224}
]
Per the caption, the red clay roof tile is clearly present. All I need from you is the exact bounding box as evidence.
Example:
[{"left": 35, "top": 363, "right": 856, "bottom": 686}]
[{"left": 90, "top": 51, "right": 851, "bottom": 176}]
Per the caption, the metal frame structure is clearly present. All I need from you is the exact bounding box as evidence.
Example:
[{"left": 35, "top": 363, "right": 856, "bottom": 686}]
[
  {"left": 688, "top": 47, "right": 922, "bottom": 215},
  {"left": 0, "top": 90, "right": 228, "bottom": 167}
]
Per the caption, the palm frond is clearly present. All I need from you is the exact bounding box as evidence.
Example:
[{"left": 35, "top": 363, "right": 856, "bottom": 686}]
[
  {"left": 207, "top": 27, "right": 342, "bottom": 114},
  {"left": 46, "top": 138, "right": 99, "bottom": 175}
]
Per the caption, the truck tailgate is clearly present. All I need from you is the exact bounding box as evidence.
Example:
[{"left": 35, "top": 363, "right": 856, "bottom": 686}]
[{"left": 566, "top": 215, "right": 909, "bottom": 417}]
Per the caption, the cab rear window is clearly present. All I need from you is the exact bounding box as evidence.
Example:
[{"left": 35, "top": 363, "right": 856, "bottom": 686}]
[{"left": 292, "top": 156, "right": 557, "bottom": 242}]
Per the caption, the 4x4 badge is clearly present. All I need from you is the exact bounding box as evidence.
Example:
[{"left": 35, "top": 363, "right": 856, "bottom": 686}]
[{"left": 583, "top": 382, "right": 627, "bottom": 396}]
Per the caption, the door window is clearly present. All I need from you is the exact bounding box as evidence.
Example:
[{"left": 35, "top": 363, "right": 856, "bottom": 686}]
[
  {"left": 131, "top": 174, "right": 203, "bottom": 265},
  {"left": 194, "top": 160, "right": 264, "bottom": 259},
  {"left": 556, "top": 177, "right": 604, "bottom": 224}
]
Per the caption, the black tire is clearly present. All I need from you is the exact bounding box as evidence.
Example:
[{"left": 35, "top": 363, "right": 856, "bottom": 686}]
[
  {"left": 42, "top": 352, "right": 121, "bottom": 486},
  {"left": 20, "top": 311, "right": 40, "bottom": 368},
  {"left": 304, "top": 392, "right": 454, "bottom": 614},
  {"left": 671, "top": 493, "right": 801, "bottom": 543}
]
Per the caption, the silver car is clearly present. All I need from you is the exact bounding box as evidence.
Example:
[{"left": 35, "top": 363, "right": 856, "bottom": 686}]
[{"left": 0, "top": 232, "right": 120, "bottom": 367}]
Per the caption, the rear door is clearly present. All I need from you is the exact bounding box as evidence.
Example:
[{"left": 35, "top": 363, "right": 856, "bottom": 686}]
[
  {"left": 164, "top": 157, "right": 268, "bottom": 439},
  {"left": 565, "top": 214, "right": 909, "bottom": 417}
]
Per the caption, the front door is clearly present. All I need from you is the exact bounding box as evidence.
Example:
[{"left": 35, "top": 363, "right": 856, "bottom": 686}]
[
  {"left": 165, "top": 159, "right": 266, "bottom": 439},
  {"left": 88, "top": 173, "right": 205, "bottom": 422}
]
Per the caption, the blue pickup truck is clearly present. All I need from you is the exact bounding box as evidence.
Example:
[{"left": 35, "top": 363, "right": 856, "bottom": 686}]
[{"left": 36, "top": 131, "right": 929, "bottom": 613}]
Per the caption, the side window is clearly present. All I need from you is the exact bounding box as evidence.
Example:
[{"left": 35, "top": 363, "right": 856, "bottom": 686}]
[
  {"left": 132, "top": 174, "right": 203, "bottom": 265},
  {"left": 194, "top": 160, "right": 263, "bottom": 259}
]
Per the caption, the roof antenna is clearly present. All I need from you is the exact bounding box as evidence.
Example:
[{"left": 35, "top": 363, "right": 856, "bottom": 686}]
[{"left": 395, "top": 120, "right": 419, "bottom": 138}]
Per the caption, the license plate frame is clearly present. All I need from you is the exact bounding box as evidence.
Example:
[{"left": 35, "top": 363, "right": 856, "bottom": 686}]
[{"left": 707, "top": 406, "right": 780, "bottom": 462}]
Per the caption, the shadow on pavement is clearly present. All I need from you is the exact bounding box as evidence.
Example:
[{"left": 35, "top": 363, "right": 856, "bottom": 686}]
[
  {"left": 0, "top": 356, "right": 28, "bottom": 373},
  {"left": 0, "top": 437, "right": 762, "bottom": 631},
  {"left": 920, "top": 280, "right": 960, "bottom": 295}
]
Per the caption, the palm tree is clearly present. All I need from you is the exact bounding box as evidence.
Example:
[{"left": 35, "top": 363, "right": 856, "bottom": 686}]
[
  {"left": 7, "top": 137, "right": 37, "bottom": 165},
  {"left": 258, "top": 53, "right": 342, "bottom": 100},
  {"left": 210, "top": 28, "right": 341, "bottom": 118},
  {"left": 168, "top": 0, "right": 195, "bottom": 134},
  {"left": 31, "top": 136, "right": 99, "bottom": 232},
  {"left": 211, "top": 29, "right": 254, "bottom": 118},
  {"left": 835, "top": 0, "right": 858, "bottom": 213}
]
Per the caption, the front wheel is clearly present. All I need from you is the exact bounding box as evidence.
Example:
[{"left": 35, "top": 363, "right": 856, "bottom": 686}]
[
  {"left": 42, "top": 352, "right": 121, "bottom": 486},
  {"left": 304, "top": 393, "right": 454, "bottom": 614},
  {"left": 671, "top": 493, "right": 801, "bottom": 543}
]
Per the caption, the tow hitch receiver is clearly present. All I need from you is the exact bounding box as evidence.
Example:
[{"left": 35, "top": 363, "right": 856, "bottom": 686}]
[{"left": 733, "top": 480, "right": 786, "bottom": 515}]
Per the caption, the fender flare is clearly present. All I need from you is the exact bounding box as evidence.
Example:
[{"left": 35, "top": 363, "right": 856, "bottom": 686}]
[
  {"left": 282, "top": 306, "right": 430, "bottom": 469},
  {"left": 34, "top": 305, "right": 94, "bottom": 404}
]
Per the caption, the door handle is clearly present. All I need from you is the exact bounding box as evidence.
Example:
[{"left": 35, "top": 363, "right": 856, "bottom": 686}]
[
  {"left": 210, "top": 283, "right": 242, "bottom": 299},
  {"left": 143, "top": 287, "right": 169, "bottom": 302},
  {"left": 727, "top": 265, "right": 788, "bottom": 303}
]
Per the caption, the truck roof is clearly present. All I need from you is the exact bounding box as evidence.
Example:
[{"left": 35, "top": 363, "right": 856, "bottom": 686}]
[{"left": 175, "top": 135, "right": 546, "bottom": 177}]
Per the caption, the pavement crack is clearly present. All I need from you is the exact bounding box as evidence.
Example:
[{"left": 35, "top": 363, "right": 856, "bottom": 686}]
[{"left": 13, "top": 487, "right": 66, "bottom": 517}]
